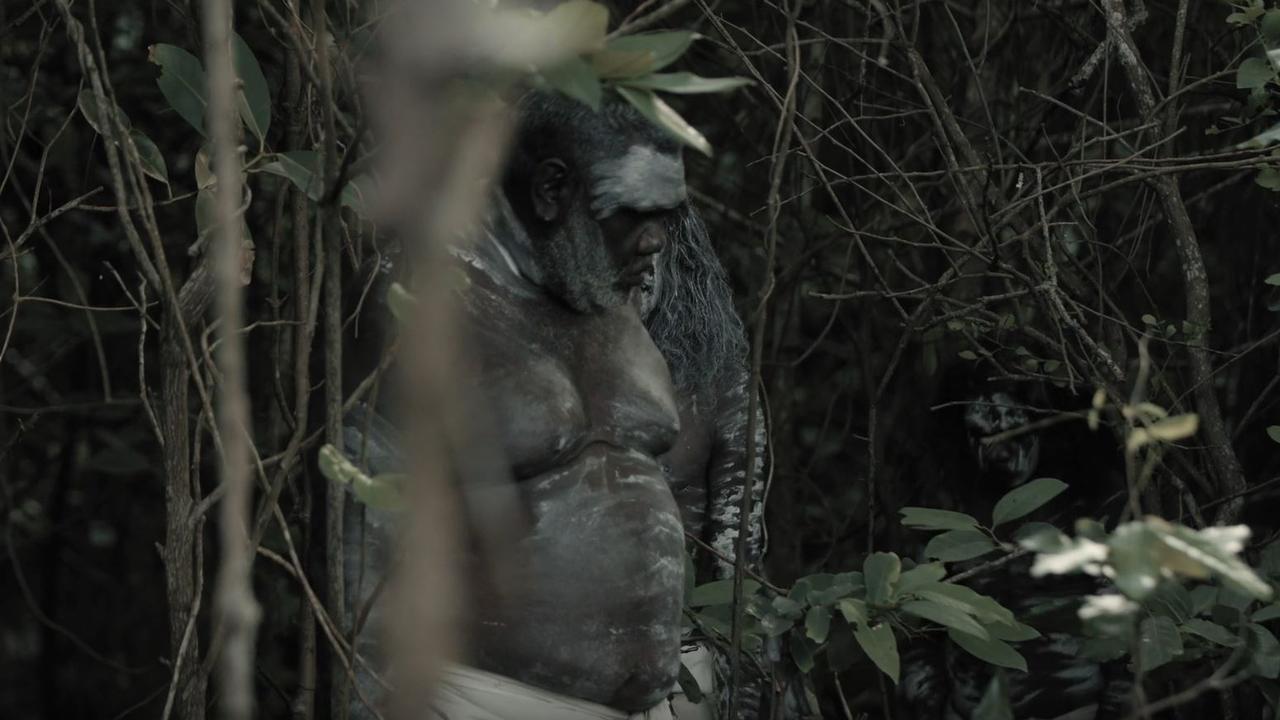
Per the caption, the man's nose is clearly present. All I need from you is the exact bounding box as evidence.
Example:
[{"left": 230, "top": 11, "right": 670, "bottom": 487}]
[{"left": 635, "top": 226, "right": 665, "bottom": 256}]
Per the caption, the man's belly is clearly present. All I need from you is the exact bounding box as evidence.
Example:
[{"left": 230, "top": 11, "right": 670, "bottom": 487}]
[{"left": 471, "top": 444, "right": 687, "bottom": 712}]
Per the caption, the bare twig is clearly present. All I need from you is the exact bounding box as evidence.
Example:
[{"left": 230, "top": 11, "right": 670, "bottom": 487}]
[{"left": 1102, "top": 0, "right": 1248, "bottom": 525}]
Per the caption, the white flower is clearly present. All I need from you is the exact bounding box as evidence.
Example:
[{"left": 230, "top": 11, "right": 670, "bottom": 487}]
[
  {"left": 1078, "top": 593, "right": 1138, "bottom": 620},
  {"left": 1197, "top": 525, "right": 1251, "bottom": 556},
  {"left": 1031, "top": 538, "right": 1109, "bottom": 577}
]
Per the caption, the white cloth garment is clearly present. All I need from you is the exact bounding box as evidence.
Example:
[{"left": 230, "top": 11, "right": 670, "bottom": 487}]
[
  {"left": 668, "top": 645, "right": 714, "bottom": 720},
  {"left": 429, "top": 646, "right": 713, "bottom": 720}
]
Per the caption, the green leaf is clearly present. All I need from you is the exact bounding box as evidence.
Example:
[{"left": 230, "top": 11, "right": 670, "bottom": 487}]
[
  {"left": 916, "top": 583, "right": 1016, "bottom": 626},
  {"left": 822, "top": 572, "right": 865, "bottom": 601},
  {"left": 1190, "top": 585, "right": 1220, "bottom": 616},
  {"left": 1012, "top": 521, "right": 1062, "bottom": 546},
  {"left": 232, "top": 32, "right": 271, "bottom": 144},
  {"left": 984, "top": 619, "right": 1041, "bottom": 642},
  {"left": 853, "top": 622, "right": 900, "bottom": 683},
  {"left": 614, "top": 85, "right": 711, "bottom": 156},
  {"left": 1268, "top": 426, "right": 1280, "bottom": 444},
  {"left": 77, "top": 88, "right": 131, "bottom": 136},
  {"left": 901, "top": 599, "right": 989, "bottom": 639},
  {"left": 1106, "top": 523, "right": 1162, "bottom": 600},
  {"left": 1258, "top": 169, "right": 1280, "bottom": 191},
  {"left": 194, "top": 183, "right": 252, "bottom": 263},
  {"left": 594, "top": 30, "right": 697, "bottom": 78},
  {"left": 1181, "top": 618, "right": 1243, "bottom": 647},
  {"left": 689, "top": 578, "right": 761, "bottom": 607},
  {"left": 789, "top": 574, "right": 827, "bottom": 603},
  {"left": 1238, "top": 57, "right": 1274, "bottom": 90},
  {"left": 318, "top": 445, "right": 403, "bottom": 509},
  {"left": 770, "top": 595, "right": 804, "bottom": 618},
  {"left": 353, "top": 473, "right": 406, "bottom": 511},
  {"left": 992, "top": 478, "right": 1068, "bottom": 527},
  {"left": 129, "top": 131, "right": 169, "bottom": 186},
  {"left": 1265, "top": 10, "right": 1280, "bottom": 44},
  {"left": 925, "top": 529, "right": 997, "bottom": 562},
  {"left": 589, "top": 49, "right": 656, "bottom": 78},
  {"left": 974, "top": 673, "right": 1014, "bottom": 720},
  {"left": 1148, "top": 580, "right": 1194, "bottom": 623},
  {"left": 149, "top": 43, "right": 208, "bottom": 135},
  {"left": 1138, "top": 616, "right": 1183, "bottom": 672},
  {"left": 256, "top": 151, "right": 372, "bottom": 216},
  {"left": 1239, "top": 124, "right": 1280, "bottom": 149},
  {"left": 541, "top": 56, "right": 603, "bottom": 110},
  {"left": 900, "top": 507, "right": 981, "bottom": 532},
  {"left": 790, "top": 572, "right": 862, "bottom": 605},
  {"left": 1249, "top": 623, "right": 1280, "bottom": 679},
  {"left": 194, "top": 145, "right": 214, "bottom": 189},
  {"left": 805, "top": 606, "right": 831, "bottom": 643},
  {"left": 791, "top": 632, "right": 818, "bottom": 673},
  {"left": 1220, "top": 586, "right": 1256, "bottom": 612},
  {"left": 837, "top": 598, "right": 868, "bottom": 626},
  {"left": 260, "top": 150, "right": 322, "bottom": 198},
  {"left": 864, "top": 552, "right": 901, "bottom": 605},
  {"left": 896, "top": 563, "right": 947, "bottom": 596},
  {"left": 1256, "top": 603, "right": 1280, "bottom": 623},
  {"left": 948, "top": 628, "right": 1027, "bottom": 672},
  {"left": 318, "top": 443, "right": 361, "bottom": 484},
  {"left": 1081, "top": 635, "right": 1130, "bottom": 663},
  {"left": 690, "top": 609, "right": 730, "bottom": 638},
  {"left": 618, "top": 72, "right": 751, "bottom": 94},
  {"left": 1015, "top": 523, "right": 1070, "bottom": 552},
  {"left": 1266, "top": 275, "right": 1280, "bottom": 287},
  {"left": 195, "top": 187, "right": 216, "bottom": 246}
]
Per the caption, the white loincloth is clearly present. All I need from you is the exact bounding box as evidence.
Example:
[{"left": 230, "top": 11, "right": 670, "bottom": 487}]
[
  {"left": 668, "top": 645, "right": 714, "bottom": 720},
  {"left": 429, "top": 646, "right": 713, "bottom": 720}
]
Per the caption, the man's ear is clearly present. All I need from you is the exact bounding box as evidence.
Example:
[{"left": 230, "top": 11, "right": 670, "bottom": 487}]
[{"left": 531, "top": 158, "right": 568, "bottom": 223}]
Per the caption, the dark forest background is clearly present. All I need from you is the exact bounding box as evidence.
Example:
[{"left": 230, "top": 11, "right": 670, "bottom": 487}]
[{"left": 4, "top": 0, "right": 1280, "bottom": 718}]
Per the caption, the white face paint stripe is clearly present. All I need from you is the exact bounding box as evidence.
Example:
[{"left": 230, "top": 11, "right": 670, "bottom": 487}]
[{"left": 590, "top": 144, "right": 687, "bottom": 219}]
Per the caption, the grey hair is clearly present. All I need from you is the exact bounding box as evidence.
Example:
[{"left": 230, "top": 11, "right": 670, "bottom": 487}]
[{"left": 645, "top": 206, "right": 747, "bottom": 399}]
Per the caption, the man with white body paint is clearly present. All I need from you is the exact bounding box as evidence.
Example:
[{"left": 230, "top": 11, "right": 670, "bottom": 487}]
[
  {"left": 428, "top": 92, "right": 711, "bottom": 719},
  {"left": 434, "top": 91, "right": 717, "bottom": 718},
  {"left": 344, "top": 90, "right": 771, "bottom": 719}
]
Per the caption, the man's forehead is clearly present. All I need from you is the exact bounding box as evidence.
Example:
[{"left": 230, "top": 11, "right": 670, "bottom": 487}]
[{"left": 588, "top": 142, "right": 687, "bottom": 219}]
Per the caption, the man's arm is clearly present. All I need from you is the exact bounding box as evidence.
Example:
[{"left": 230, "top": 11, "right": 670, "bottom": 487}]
[
  {"left": 705, "top": 364, "right": 771, "bottom": 719},
  {"left": 705, "top": 365, "right": 769, "bottom": 580}
]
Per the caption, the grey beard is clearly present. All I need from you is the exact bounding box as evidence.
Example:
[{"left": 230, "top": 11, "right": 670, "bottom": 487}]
[{"left": 535, "top": 224, "right": 625, "bottom": 313}]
